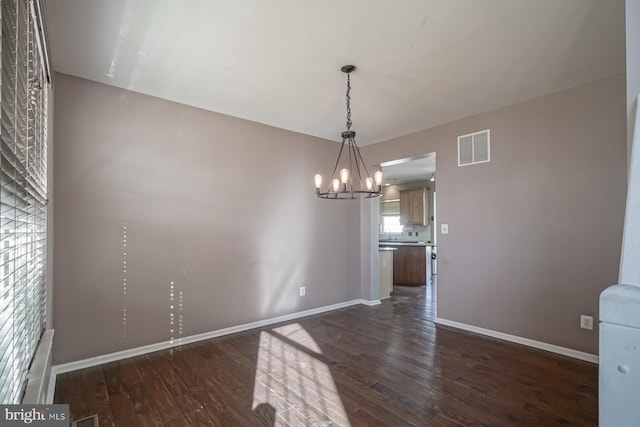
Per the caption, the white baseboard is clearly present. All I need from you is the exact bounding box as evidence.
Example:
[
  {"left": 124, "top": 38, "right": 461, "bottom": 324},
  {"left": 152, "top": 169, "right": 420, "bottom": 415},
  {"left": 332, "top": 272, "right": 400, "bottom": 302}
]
[
  {"left": 434, "top": 317, "right": 599, "bottom": 364},
  {"left": 46, "top": 298, "right": 380, "bottom": 403}
]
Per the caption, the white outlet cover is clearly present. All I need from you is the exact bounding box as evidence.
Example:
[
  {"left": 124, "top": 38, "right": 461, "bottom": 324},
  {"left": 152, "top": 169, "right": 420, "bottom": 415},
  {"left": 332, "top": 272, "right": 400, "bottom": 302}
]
[
  {"left": 441, "top": 224, "right": 449, "bottom": 234},
  {"left": 580, "top": 315, "right": 593, "bottom": 330},
  {"left": 299, "top": 287, "right": 306, "bottom": 296}
]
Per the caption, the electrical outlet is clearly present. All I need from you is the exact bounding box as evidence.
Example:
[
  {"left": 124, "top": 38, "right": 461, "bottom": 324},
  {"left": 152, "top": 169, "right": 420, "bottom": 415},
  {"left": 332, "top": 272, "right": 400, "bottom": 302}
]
[
  {"left": 441, "top": 224, "right": 449, "bottom": 234},
  {"left": 580, "top": 315, "right": 593, "bottom": 330},
  {"left": 299, "top": 286, "right": 306, "bottom": 297}
]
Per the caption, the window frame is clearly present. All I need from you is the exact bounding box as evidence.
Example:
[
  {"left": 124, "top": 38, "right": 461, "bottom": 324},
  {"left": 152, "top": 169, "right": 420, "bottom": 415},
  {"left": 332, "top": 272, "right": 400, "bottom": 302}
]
[{"left": 0, "top": 0, "right": 50, "bottom": 404}]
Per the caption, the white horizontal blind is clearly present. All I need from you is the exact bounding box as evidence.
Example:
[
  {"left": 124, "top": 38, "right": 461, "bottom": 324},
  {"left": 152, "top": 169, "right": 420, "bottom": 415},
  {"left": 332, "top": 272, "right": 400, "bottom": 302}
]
[
  {"left": 0, "top": 0, "right": 48, "bottom": 404},
  {"left": 381, "top": 200, "right": 400, "bottom": 215}
]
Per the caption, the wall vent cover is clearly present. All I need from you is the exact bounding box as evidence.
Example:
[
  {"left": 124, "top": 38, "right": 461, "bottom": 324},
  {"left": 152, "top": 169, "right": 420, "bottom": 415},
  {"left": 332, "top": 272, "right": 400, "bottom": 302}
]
[
  {"left": 458, "top": 129, "right": 490, "bottom": 167},
  {"left": 72, "top": 415, "right": 99, "bottom": 427}
]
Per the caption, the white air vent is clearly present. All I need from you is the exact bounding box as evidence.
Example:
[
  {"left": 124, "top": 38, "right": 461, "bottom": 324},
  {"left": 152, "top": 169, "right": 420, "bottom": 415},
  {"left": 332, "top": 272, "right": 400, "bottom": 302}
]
[
  {"left": 458, "top": 129, "right": 490, "bottom": 166},
  {"left": 72, "top": 415, "right": 99, "bottom": 427}
]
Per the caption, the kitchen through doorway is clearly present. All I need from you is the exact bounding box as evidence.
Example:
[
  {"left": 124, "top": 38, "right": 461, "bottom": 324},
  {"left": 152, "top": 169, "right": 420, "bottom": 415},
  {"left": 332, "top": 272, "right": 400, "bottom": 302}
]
[{"left": 377, "top": 153, "right": 437, "bottom": 313}]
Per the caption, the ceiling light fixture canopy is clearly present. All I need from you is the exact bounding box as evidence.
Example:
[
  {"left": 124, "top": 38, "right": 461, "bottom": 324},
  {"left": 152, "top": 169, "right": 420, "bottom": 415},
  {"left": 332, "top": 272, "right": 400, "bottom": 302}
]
[{"left": 314, "top": 65, "right": 382, "bottom": 199}]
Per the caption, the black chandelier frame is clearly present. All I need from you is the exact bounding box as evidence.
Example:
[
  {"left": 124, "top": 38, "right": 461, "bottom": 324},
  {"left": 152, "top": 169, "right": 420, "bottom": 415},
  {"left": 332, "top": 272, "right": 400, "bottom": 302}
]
[{"left": 315, "top": 65, "right": 382, "bottom": 200}]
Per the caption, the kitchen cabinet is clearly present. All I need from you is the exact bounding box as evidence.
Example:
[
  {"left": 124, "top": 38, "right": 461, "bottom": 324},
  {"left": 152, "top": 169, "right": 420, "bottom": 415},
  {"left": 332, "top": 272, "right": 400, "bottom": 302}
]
[
  {"left": 399, "top": 188, "right": 430, "bottom": 226},
  {"left": 393, "top": 246, "right": 427, "bottom": 286}
]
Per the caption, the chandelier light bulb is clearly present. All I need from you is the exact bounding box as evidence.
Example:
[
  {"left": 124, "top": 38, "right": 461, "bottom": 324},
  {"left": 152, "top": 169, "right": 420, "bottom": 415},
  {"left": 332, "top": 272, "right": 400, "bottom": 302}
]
[
  {"left": 365, "top": 177, "right": 373, "bottom": 191},
  {"left": 314, "top": 174, "right": 323, "bottom": 188},
  {"left": 331, "top": 178, "right": 340, "bottom": 192},
  {"left": 340, "top": 168, "right": 349, "bottom": 184},
  {"left": 374, "top": 170, "right": 384, "bottom": 186}
]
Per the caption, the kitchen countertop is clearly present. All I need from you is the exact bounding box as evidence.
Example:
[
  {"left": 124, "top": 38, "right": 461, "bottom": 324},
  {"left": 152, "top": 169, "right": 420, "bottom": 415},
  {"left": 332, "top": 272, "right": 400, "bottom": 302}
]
[{"left": 379, "top": 240, "right": 436, "bottom": 247}]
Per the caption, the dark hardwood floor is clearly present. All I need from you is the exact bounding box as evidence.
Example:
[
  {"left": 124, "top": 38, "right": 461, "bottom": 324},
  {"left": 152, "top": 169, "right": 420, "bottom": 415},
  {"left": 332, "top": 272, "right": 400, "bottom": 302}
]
[{"left": 55, "top": 285, "right": 598, "bottom": 426}]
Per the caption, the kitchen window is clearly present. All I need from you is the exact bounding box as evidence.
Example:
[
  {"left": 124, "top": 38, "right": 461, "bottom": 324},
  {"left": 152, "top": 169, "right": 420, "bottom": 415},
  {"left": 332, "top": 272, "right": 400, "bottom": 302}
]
[
  {"left": 381, "top": 199, "right": 403, "bottom": 234},
  {"left": 382, "top": 215, "right": 404, "bottom": 234}
]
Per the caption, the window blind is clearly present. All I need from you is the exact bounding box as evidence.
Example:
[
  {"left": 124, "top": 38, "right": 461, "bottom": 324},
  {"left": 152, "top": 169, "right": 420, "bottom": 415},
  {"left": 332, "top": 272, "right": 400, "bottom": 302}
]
[
  {"left": 0, "top": 0, "right": 48, "bottom": 404},
  {"left": 381, "top": 200, "right": 400, "bottom": 216}
]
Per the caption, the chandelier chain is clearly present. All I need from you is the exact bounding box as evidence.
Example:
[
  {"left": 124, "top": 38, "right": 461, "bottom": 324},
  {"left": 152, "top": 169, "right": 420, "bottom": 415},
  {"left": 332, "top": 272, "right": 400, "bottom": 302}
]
[{"left": 345, "top": 73, "right": 352, "bottom": 130}]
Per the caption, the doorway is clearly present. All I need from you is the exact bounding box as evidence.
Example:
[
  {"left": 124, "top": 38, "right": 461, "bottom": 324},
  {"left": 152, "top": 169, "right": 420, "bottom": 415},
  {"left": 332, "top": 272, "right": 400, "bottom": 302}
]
[{"left": 376, "top": 153, "right": 437, "bottom": 313}]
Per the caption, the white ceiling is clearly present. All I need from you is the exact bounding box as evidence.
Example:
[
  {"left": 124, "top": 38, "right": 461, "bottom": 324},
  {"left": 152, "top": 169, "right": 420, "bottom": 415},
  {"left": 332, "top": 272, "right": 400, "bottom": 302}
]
[
  {"left": 382, "top": 154, "right": 436, "bottom": 185},
  {"left": 45, "top": 0, "right": 625, "bottom": 146}
]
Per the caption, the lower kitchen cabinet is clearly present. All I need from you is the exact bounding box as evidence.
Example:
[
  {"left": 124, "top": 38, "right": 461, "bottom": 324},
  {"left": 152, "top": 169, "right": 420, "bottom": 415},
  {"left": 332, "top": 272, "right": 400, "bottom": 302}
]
[{"left": 393, "top": 246, "right": 427, "bottom": 286}]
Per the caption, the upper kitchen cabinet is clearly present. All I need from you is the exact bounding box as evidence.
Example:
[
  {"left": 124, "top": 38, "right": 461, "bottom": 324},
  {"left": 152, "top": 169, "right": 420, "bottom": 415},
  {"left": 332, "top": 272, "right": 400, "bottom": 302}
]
[{"left": 399, "top": 188, "right": 430, "bottom": 226}]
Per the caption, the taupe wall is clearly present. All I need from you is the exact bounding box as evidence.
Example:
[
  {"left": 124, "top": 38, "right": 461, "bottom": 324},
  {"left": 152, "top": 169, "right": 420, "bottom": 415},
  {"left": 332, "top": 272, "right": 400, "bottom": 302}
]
[
  {"left": 627, "top": 0, "right": 640, "bottom": 157},
  {"left": 53, "top": 73, "right": 361, "bottom": 364},
  {"left": 364, "top": 74, "right": 627, "bottom": 354}
]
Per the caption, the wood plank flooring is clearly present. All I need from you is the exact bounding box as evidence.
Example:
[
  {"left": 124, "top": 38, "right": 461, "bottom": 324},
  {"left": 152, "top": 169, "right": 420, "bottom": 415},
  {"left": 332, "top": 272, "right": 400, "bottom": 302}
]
[{"left": 55, "top": 285, "right": 598, "bottom": 426}]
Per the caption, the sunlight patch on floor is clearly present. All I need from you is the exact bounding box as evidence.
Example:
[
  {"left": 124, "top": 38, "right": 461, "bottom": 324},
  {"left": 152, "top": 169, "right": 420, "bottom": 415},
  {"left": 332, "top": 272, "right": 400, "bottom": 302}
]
[{"left": 252, "top": 323, "right": 350, "bottom": 426}]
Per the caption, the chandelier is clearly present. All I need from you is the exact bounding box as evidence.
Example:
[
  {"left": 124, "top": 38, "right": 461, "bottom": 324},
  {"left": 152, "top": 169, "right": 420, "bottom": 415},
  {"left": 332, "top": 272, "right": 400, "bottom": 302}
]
[{"left": 314, "top": 65, "right": 383, "bottom": 199}]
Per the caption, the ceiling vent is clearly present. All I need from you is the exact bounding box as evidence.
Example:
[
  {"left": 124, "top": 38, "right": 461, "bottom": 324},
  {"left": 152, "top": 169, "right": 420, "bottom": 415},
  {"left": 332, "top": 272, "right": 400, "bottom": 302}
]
[{"left": 458, "top": 129, "right": 490, "bottom": 167}]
